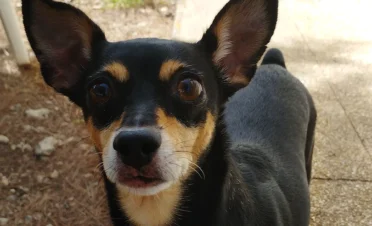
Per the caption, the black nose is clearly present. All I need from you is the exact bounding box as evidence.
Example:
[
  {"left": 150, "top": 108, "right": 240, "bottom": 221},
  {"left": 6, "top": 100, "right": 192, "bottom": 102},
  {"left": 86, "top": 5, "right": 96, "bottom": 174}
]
[{"left": 113, "top": 128, "right": 161, "bottom": 169}]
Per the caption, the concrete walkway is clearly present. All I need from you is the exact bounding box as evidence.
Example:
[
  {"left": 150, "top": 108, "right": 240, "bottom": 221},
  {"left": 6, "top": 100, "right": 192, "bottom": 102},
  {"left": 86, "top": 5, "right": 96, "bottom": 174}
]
[{"left": 174, "top": 0, "right": 372, "bottom": 225}]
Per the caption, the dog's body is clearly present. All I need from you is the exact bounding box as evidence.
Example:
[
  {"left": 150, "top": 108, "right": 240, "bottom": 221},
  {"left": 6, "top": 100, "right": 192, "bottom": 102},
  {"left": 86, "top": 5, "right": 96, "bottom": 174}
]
[
  {"left": 22, "top": 0, "right": 316, "bottom": 225},
  {"left": 224, "top": 49, "right": 316, "bottom": 226}
]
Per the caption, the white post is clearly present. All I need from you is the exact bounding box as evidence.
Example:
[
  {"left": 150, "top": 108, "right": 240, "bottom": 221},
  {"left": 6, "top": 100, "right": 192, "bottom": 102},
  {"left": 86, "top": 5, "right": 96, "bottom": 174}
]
[{"left": 0, "top": 0, "right": 30, "bottom": 65}]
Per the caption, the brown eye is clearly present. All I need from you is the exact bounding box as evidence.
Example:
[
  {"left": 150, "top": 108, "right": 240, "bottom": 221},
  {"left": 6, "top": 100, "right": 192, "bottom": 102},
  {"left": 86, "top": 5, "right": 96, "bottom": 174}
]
[
  {"left": 177, "top": 78, "right": 202, "bottom": 101},
  {"left": 90, "top": 82, "right": 111, "bottom": 103}
]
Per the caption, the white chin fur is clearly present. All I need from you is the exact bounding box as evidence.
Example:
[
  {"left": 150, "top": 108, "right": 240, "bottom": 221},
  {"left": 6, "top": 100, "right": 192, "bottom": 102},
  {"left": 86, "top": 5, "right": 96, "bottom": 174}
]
[
  {"left": 102, "top": 129, "right": 191, "bottom": 195},
  {"left": 118, "top": 181, "right": 173, "bottom": 196}
]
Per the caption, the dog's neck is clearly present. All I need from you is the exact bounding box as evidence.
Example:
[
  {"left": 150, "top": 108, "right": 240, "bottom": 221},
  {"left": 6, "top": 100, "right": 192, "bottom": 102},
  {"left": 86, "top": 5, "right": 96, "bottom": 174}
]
[
  {"left": 102, "top": 118, "right": 249, "bottom": 226},
  {"left": 117, "top": 182, "right": 182, "bottom": 226},
  {"left": 172, "top": 120, "right": 252, "bottom": 226}
]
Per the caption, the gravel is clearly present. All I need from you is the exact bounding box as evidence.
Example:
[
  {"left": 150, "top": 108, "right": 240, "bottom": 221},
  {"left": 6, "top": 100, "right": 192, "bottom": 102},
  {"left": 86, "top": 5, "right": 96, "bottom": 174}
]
[
  {"left": 0, "top": 218, "right": 9, "bottom": 226},
  {"left": 23, "top": 125, "right": 47, "bottom": 133},
  {"left": 24, "top": 215, "right": 32, "bottom": 224},
  {"left": 36, "top": 175, "right": 44, "bottom": 183},
  {"left": 6, "top": 195, "right": 17, "bottom": 202},
  {"left": 12, "top": 141, "right": 33, "bottom": 152},
  {"left": 25, "top": 108, "right": 51, "bottom": 120},
  {"left": 9, "top": 104, "right": 21, "bottom": 111},
  {"left": 1, "top": 176, "right": 9, "bottom": 186},
  {"left": 34, "top": 136, "right": 59, "bottom": 156},
  {"left": 10, "top": 144, "right": 16, "bottom": 151},
  {"left": 0, "top": 135, "right": 9, "bottom": 144},
  {"left": 50, "top": 170, "right": 59, "bottom": 179}
]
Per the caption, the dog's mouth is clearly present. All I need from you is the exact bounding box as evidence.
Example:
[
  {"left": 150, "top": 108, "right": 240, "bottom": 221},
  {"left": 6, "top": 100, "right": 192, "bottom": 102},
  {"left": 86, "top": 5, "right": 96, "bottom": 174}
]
[
  {"left": 118, "top": 175, "right": 164, "bottom": 188},
  {"left": 102, "top": 131, "right": 190, "bottom": 195},
  {"left": 115, "top": 164, "right": 165, "bottom": 189}
]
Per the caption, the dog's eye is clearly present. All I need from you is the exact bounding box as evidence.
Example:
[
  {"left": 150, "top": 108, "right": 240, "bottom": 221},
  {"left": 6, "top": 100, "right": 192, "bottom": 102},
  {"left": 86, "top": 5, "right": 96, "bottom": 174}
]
[
  {"left": 177, "top": 78, "right": 202, "bottom": 101},
  {"left": 90, "top": 82, "right": 111, "bottom": 103}
]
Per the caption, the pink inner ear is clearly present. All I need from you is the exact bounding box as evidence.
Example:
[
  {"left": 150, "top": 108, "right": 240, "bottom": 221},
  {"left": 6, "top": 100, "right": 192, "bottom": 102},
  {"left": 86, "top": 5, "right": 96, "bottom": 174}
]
[
  {"left": 36, "top": 37, "right": 89, "bottom": 91},
  {"left": 31, "top": 1, "right": 94, "bottom": 91},
  {"left": 222, "top": 31, "right": 261, "bottom": 78},
  {"left": 49, "top": 41, "right": 89, "bottom": 90},
  {"left": 222, "top": 54, "right": 241, "bottom": 77},
  {"left": 230, "top": 19, "right": 264, "bottom": 62},
  {"left": 214, "top": 1, "right": 270, "bottom": 84}
]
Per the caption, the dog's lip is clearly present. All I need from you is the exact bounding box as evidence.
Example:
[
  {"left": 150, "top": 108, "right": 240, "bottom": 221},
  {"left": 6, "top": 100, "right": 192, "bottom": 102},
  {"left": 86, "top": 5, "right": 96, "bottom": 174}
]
[
  {"left": 135, "top": 175, "right": 162, "bottom": 182},
  {"left": 118, "top": 175, "right": 164, "bottom": 188},
  {"left": 114, "top": 162, "right": 164, "bottom": 188}
]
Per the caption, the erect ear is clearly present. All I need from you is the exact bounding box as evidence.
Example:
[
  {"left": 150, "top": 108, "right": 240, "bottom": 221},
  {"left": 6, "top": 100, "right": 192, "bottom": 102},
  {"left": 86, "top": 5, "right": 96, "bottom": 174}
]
[
  {"left": 198, "top": 0, "right": 278, "bottom": 87},
  {"left": 22, "top": 0, "right": 106, "bottom": 94}
]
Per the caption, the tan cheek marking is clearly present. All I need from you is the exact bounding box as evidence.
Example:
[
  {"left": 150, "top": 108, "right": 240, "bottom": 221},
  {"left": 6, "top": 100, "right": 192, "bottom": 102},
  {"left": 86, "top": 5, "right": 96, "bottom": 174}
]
[
  {"left": 86, "top": 117, "right": 102, "bottom": 151},
  {"left": 156, "top": 108, "right": 199, "bottom": 158},
  {"left": 86, "top": 116, "right": 123, "bottom": 154},
  {"left": 118, "top": 183, "right": 181, "bottom": 226},
  {"left": 159, "top": 60, "right": 186, "bottom": 81},
  {"left": 191, "top": 111, "right": 216, "bottom": 158},
  {"left": 157, "top": 108, "right": 216, "bottom": 168},
  {"left": 104, "top": 62, "right": 129, "bottom": 82}
]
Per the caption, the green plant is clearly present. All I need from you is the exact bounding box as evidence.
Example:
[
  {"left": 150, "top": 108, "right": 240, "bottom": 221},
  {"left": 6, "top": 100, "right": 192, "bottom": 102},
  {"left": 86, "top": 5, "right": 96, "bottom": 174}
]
[{"left": 107, "top": 0, "right": 145, "bottom": 8}]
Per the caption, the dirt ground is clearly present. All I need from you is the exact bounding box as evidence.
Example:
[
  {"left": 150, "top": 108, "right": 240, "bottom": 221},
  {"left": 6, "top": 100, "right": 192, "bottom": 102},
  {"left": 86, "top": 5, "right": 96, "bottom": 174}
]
[{"left": 0, "top": 1, "right": 175, "bottom": 225}]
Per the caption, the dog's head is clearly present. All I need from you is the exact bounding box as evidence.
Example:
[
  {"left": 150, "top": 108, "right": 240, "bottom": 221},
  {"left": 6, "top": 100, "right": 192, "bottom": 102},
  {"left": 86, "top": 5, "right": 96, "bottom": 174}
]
[{"left": 22, "top": 0, "right": 277, "bottom": 195}]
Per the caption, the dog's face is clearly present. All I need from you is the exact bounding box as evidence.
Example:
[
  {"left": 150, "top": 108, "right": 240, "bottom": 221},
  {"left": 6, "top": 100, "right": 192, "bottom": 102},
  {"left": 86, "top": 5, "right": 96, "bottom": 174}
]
[
  {"left": 22, "top": 0, "right": 277, "bottom": 195},
  {"left": 85, "top": 40, "right": 222, "bottom": 195}
]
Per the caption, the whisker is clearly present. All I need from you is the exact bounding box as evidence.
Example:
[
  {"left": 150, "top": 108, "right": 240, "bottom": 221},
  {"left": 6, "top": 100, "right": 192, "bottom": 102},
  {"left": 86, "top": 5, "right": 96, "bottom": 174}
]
[
  {"left": 187, "top": 161, "right": 205, "bottom": 180},
  {"left": 95, "top": 162, "right": 104, "bottom": 170}
]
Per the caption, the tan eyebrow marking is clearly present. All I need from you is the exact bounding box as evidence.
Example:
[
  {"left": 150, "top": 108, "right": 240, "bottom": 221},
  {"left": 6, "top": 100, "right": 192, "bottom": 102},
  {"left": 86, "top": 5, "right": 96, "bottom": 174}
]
[
  {"left": 104, "top": 62, "right": 129, "bottom": 82},
  {"left": 159, "top": 60, "right": 186, "bottom": 81}
]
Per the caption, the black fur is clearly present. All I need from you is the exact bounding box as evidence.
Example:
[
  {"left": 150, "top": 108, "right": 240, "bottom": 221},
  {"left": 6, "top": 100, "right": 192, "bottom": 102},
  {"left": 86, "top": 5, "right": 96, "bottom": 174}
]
[
  {"left": 224, "top": 51, "right": 317, "bottom": 225},
  {"left": 262, "top": 48, "right": 287, "bottom": 68}
]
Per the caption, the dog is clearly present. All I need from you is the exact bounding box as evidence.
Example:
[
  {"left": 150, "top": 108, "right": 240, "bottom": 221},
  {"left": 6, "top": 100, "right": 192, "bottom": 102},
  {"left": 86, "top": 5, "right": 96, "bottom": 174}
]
[{"left": 22, "top": 0, "right": 316, "bottom": 225}]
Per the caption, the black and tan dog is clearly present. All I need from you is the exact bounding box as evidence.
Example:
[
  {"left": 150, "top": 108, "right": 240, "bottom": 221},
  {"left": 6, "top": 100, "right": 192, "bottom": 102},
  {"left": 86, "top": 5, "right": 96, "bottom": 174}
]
[{"left": 22, "top": 0, "right": 316, "bottom": 225}]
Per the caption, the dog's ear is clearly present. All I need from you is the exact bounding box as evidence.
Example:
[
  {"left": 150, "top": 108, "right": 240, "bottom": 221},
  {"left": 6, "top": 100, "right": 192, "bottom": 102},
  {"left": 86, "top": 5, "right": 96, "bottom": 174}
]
[
  {"left": 22, "top": 0, "right": 106, "bottom": 94},
  {"left": 198, "top": 0, "right": 278, "bottom": 87}
]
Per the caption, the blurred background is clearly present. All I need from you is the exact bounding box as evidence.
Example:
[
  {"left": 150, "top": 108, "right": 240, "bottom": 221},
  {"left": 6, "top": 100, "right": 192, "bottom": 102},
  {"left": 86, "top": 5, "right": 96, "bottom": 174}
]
[{"left": 0, "top": 0, "right": 371, "bottom": 225}]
